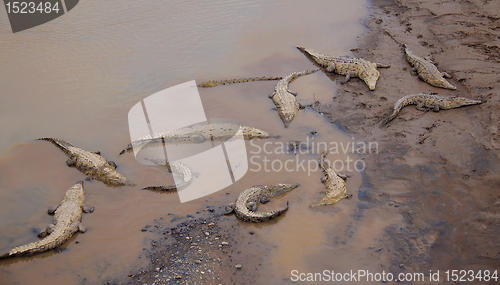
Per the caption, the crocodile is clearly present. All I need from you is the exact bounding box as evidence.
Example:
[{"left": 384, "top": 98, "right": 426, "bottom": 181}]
[
  {"left": 197, "top": 75, "right": 283, "bottom": 88},
  {"left": 0, "top": 181, "right": 94, "bottom": 259},
  {"left": 38, "top": 138, "right": 133, "bottom": 186},
  {"left": 297, "top": 46, "right": 390, "bottom": 91},
  {"left": 311, "top": 152, "right": 351, "bottom": 207},
  {"left": 142, "top": 158, "right": 194, "bottom": 192},
  {"left": 224, "top": 183, "right": 300, "bottom": 223},
  {"left": 120, "top": 122, "right": 279, "bottom": 155},
  {"left": 269, "top": 69, "right": 319, "bottom": 128},
  {"left": 384, "top": 30, "right": 457, "bottom": 90},
  {"left": 381, "top": 93, "right": 481, "bottom": 125}
]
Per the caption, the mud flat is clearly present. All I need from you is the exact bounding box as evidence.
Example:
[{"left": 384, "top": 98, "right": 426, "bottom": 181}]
[{"left": 323, "top": 0, "right": 500, "bottom": 280}]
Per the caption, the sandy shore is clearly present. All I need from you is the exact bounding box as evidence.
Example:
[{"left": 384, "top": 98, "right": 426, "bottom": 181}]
[
  {"left": 116, "top": 0, "right": 500, "bottom": 284},
  {"left": 325, "top": 0, "right": 500, "bottom": 279}
]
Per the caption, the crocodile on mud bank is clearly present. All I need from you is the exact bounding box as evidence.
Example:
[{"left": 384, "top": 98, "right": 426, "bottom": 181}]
[
  {"left": 381, "top": 93, "right": 482, "bottom": 125},
  {"left": 0, "top": 181, "right": 94, "bottom": 259},
  {"left": 311, "top": 152, "right": 351, "bottom": 207},
  {"left": 197, "top": 75, "right": 283, "bottom": 88},
  {"left": 224, "top": 183, "right": 300, "bottom": 223},
  {"left": 38, "top": 138, "right": 133, "bottom": 186},
  {"left": 269, "top": 69, "right": 319, "bottom": 128},
  {"left": 384, "top": 30, "right": 457, "bottom": 90},
  {"left": 142, "top": 158, "right": 195, "bottom": 192},
  {"left": 120, "top": 122, "right": 279, "bottom": 155},
  {"left": 297, "top": 46, "right": 390, "bottom": 91}
]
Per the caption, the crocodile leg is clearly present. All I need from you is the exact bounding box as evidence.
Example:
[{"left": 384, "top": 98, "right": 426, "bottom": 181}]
[
  {"left": 76, "top": 222, "right": 87, "bottom": 233},
  {"left": 442, "top": 72, "right": 452, "bottom": 78},
  {"left": 337, "top": 173, "right": 348, "bottom": 181},
  {"left": 37, "top": 224, "right": 55, "bottom": 238},
  {"left": 66, "top": 157, "right": 76, "bottom": 167},
  {"left": 326, "top": 62, "right": 336, "bottom": 73},
  {"left": 246, "top": 202, "right": 257, "bottom": 212},
  {"left": 433, "top": 104, "right": 444, "bottom": 112},
  {"left": 341, "top": 71, "right": 357, "bottom": 84},
  {"left": 260, "top": 196, "right": 271, "bottom": 204},
  {"left": 89, "top": 151, "right": 101, "bottom": 155},
  {"left": 107, "top": 161, "right": 117, "bottom": 169},
  {"left": 47, "top": 203, "right": 61, "bottom": 214},
  {"left": 82, "top": 205, "right": 94, "bottom": 213},
  {"left": 415, "top": 99, "right": 429, "bottom": 112},
  {"left": 223, "top": 203, "right": 235, "bottom": 215}
]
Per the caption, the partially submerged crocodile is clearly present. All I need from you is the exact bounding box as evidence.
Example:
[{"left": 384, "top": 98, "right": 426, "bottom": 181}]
[
  {"left": 39, "top": 138, "right": 133, "bottom": 186},
  {"left": 120, "top": 123, "right": 279, "bottom": 155},
  {"left": 384, "top": 30, "right": 457, "bottom": 90},
  {"left": 142, "top": 158, "right": 195, "bottom": 192},
  {"left": 269, "top": 69, "right": 319, "bottom": 128},
  {"left": 381, "top": 93, "right": 481, "bottom": 125},
  {"left": 197, "top": 75, "right": 283, "bottom": 88},
  {"left": 311, "top": 152, "right": 350, "bottom": 207},
  {"left": 224, "top": 183, "right": 300, "bottom": 223},
  {"left": 0, "top": 181, "right": 94, "bottom": 259},
  {"left": 297, "top": 46, "right": 390, "bottom": 91}
]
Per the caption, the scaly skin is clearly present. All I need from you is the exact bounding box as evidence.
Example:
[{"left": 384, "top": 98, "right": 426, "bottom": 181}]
[
  {"left": 297, "top": 46, "right": 390, "bottom": 91},
  {"left": 224, "top": 183, "right": 300, "bottom": 223},
  {"left": 120, "top": 122, "right": 279, "bottom": 154},
  {"left": 269, "top": 69, "right": 319, "bottom": 128},
  {"left": 311, "top": 152, "right": 350, "bottom": 207},
  {"left": 142, "top": 158, "right": 194, "bottom": 192},
  {"left": 0, "top": 181, "right": 94, "bottom": 259},
  {"left": 381, "top": 93, "right": 482, "bottom": 125},
  {"left": 384, "top": 30, "right": 457, "bottom": 90},
  {"left": 38, "top": 138, "right": 133, "bottom": 186},
  {"left": 197, "top": 75, "right": 283, "bottom": 88}
]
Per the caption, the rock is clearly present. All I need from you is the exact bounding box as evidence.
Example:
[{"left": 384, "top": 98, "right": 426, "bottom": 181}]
[{"left": 235, "top": 264, "right": 242, "bottom": 269}]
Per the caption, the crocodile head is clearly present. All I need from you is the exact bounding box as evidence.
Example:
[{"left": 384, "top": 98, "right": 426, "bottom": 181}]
[
  {"left": 359, "top": 68, "right": 380, "bottom": 91},
  {"left": 241, "top": 127, "right": 278, "bottom": 139},
  {"left": 431, "top": 78, "right": 457, "bottom": 90},
  {"left": 449, "top": 96, "right": 482, "bottom": 108},
  {"left": 102, "top": 166, "right": 134, "bottom": 186}
]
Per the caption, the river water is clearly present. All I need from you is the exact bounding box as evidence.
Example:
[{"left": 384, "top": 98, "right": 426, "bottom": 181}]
[{"left": 0, "top": 1, "right": 406, "bottom": 284}]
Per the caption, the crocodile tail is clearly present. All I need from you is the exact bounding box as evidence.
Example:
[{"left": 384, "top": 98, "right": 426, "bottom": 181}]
[
  {"left": 37, "top": 137, "right": 75, "bottom": 156},
  {"left": 197, "top": 76, "right": 283, "bottom": 88},
  {"left": 4, "top": 226, "right": 70, "bottom": 258},
  {"left": 0, "top": 252, "right": 12, "bottom": 260}
]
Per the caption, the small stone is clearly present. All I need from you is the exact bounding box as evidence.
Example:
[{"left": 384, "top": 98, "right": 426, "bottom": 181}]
[
  {"left": 195, "top": 260, "right": 202, "bottom": 264},
  {"left": 205, "top": 232, "right": 210, "bottom": 236},
  {"left": 155, "top": 267, "right": 160, "bottom": 271},
  {"left": 394, "top": 204, "right": 400, "bottom": 207},
  {"left": 399, "top": 264, "right": 405, "bottom": 269},
  {"left": 191, "top": 243, "right": 198, "bottom": 246},
  {"left": 141, "top": 228, "right": 148, "bottom": 232},
  {"left": 208, "top": 223, "right": 215, "bottom": 226},
  {"left": 174, "top": 275, "right": 182, "bottom": 279},
  {"left": 249, "top": 231, "right": 255, "bottom": 235},
  {"left": 221, "top": 241, "right": 229, "bottom": 245},
  {"left": 388, "top": 202, "right": 393, "bottom": 206},
  {"left": 235, "top": 264, "right": 242, "bottom": 269}
]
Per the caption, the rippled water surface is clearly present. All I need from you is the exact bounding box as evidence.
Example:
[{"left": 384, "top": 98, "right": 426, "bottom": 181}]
[{"left": 0, "top": 1, "right": 385, "bottom": 284}]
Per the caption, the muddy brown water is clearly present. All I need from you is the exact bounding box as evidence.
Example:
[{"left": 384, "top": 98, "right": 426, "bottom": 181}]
[{"left": 0, "top": 1, "right": 411, "bottom": 284}]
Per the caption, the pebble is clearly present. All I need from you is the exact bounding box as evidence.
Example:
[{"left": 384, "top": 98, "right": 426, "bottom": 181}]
[
  {"left": 174, "top": 275, "right": 182, "bottom": 279},
  {"left": 221, "top": 241, "right": 229, "bottom": 245},
  {"left": 195, "top": 260, "right": 201, "bottom": 264},
  {"left": 235, "top": 264, "right": 242, "bottom": 269},
  {"left": 205, "top": 232, "right": 210, "bottom": 236}
]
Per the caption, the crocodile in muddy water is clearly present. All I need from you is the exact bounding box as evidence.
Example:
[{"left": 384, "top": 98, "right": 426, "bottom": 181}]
[
  {"left": 0, "top": 181, "right": 94, "bottom": 259},
  {"left": 381, "top": 93, "right": 481, "bottom": 125},
  {"left": 311, "top": 151, "right": 351, "bottom": 207},
  {"left": 197, "top": 75, "right": 283, "bottom": 88},
  {"left": 384, "top": 30, "right": 457, "bottom": 90},
  {"left": 269, "top": 69, "right": 319, "bottom": 128},
  {"left": 224, "top": 183, "right": 300, "bottom": 223},
  {"left": 297, "top": 46, "right": 390, "bottom": 91},
  {"left": 120, "top": 122, "right": 279, "bottom": 155},
  {"left": 38, "top": 138, "right": 133, "bottom": 186},
  {"left": 142, "top": 158, "right": 195, "bottom": 192}
]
